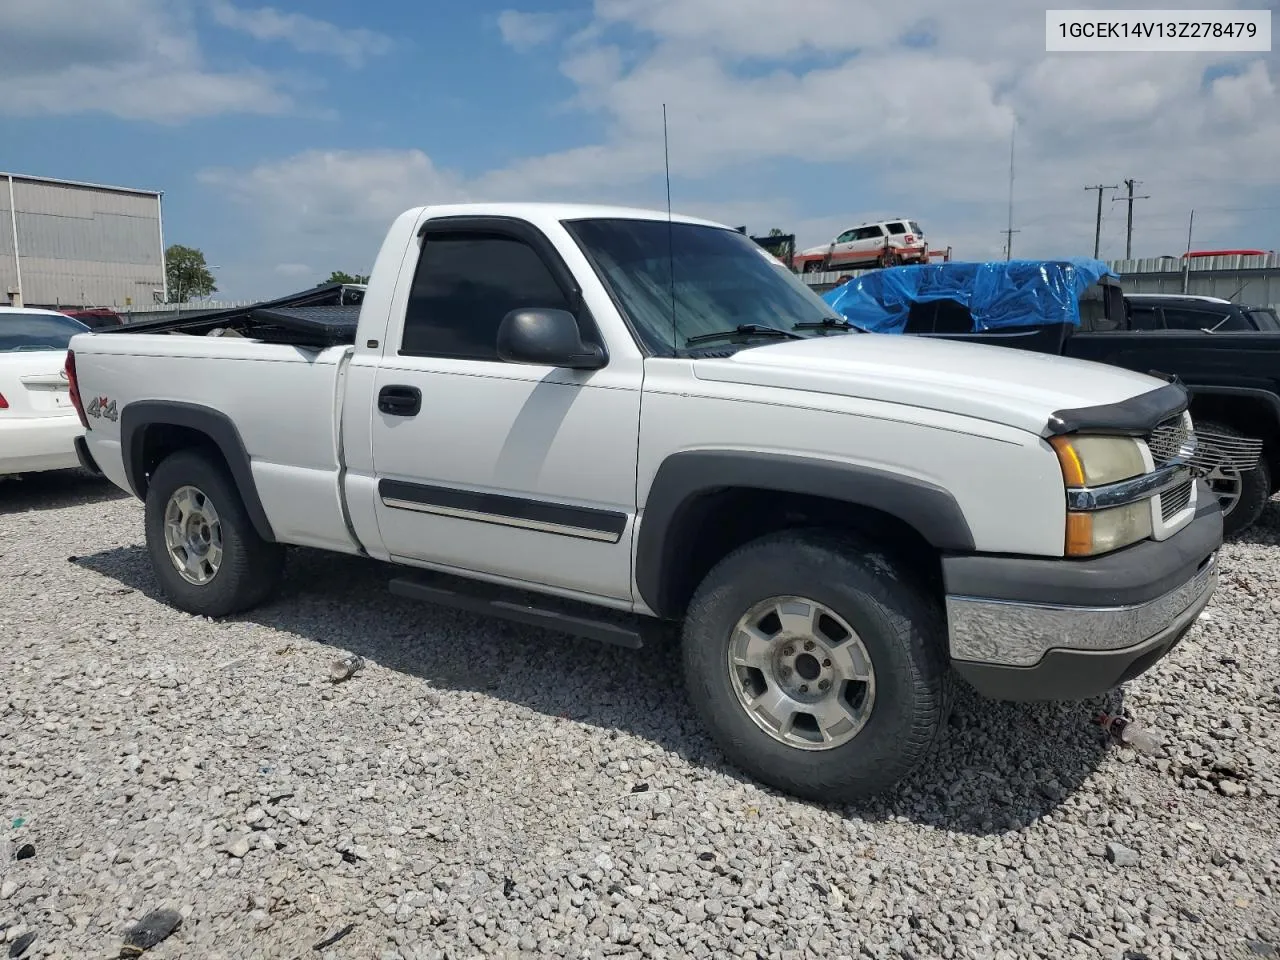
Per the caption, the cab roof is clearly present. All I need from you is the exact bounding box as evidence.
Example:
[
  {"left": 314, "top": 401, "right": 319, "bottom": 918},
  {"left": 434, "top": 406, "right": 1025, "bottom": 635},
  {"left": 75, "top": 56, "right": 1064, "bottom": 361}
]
[{"left": 412, "top": 202, "right": 731, "bottom": 231}]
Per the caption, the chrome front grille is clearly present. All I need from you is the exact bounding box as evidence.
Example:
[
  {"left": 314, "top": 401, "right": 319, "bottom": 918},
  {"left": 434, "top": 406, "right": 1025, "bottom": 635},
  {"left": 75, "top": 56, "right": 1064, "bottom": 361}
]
[
  {"left": 1194, "top": 430, "right": 1265, "bottom": 472},
  {"left": 1147, "top": 417, "right": 1192, "bottom": 466},
  {"left": 1159, "top": 478, "right": 1194, "bottom": 521},
  {"left": 1146, "top": 416, "right": 1264, "bottom": 475}
]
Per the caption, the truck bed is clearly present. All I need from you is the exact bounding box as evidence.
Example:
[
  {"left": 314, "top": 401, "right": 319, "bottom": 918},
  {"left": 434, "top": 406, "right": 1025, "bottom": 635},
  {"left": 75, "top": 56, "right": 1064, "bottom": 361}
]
[
  {"left": 72, "top": 303, "right": 360, "bottom": 556},
  {"left": 106, "top": 282, "right": 364, "bottom": 348}
]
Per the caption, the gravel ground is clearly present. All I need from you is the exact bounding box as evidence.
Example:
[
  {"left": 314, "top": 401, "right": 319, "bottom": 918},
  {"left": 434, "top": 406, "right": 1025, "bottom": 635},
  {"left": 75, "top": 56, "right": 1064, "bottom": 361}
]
[{"left": 1, "top": 472, "right": 1278, "bottom": 960}]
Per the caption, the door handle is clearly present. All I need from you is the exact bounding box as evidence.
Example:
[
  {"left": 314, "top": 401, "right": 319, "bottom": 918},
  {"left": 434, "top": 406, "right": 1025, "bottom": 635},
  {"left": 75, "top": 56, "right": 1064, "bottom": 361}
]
[{"left": 378, "top": 384, "right": 422, "bottom": 417}]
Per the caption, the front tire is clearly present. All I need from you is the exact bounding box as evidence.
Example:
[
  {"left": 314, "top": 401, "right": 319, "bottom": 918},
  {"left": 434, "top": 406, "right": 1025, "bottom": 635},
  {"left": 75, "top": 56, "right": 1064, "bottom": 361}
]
[
  {"left": 144, "top": 449, "right": 285, "bottom": 617},
  {"left": 681, "top": 530, "right": 951, "bottom": 804}
]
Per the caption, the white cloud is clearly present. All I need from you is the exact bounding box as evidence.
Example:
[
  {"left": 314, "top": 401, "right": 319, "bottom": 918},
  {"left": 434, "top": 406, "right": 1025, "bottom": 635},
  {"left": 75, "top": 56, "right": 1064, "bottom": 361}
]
[
  {"left": 199, "top": 149, "right": 469, "bottom": 288},
  {"left": 209, "top": 1, "right": 394, "bottom": 68},
  {"left": 1209, "top": 59, "right": 1276, "bottom": 123},
  {"left": 1, "top": 63, "right": 292, "bottom": 123},
  {"left": 201, "top": 148, "right": 468, "bottom": 230},
  {"left": 497, "top": 10, "right": 564, "bottom": 51},
  {"left": 205, "top": 0, "right": 1280, "bottom": 295},
  {"left": 0, "top": 0, "right": 295, "bottom": 121}
]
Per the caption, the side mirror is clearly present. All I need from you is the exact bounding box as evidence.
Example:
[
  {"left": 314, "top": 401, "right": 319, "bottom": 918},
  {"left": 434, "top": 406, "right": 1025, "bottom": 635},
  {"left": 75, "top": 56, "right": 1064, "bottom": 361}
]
[{"left": 496, "top": 308, "right": 606, "bottom": 370}]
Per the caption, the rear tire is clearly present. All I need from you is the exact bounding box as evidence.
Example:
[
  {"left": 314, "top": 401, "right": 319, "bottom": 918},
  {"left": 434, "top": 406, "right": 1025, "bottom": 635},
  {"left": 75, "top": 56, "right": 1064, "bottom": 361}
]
[
  {"left": 1197, "top": 419, "right": 1270, "bottom": 538},
  {"left": 681, "top": 529, "right": 952, "bottom": 804},
  {"left": 144, "top": 449, "right": 285, "bottom": 617}
]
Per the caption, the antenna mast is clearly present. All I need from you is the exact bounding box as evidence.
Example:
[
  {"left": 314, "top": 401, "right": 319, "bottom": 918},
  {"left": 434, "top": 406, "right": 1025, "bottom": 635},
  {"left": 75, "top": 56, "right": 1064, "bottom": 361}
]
[
  {"left": 1182, "top": 208, "right": 1195, "bottom": 294},
  {"left": 663, "top": 103, "right": 677, "bottom": 355},
  {"left": 1002, "top": 118, "right": 1020, "bottom": 260}
]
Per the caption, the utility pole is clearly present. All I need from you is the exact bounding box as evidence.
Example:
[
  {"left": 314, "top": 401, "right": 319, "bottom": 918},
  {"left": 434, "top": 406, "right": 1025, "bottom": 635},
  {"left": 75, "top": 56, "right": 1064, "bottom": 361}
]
[
  {"left": 1084, "top": 184, "right": 1118, "bottom": 259},
  {"left": 1119, "top": 178, "right": 1151, "bottom": 259}
]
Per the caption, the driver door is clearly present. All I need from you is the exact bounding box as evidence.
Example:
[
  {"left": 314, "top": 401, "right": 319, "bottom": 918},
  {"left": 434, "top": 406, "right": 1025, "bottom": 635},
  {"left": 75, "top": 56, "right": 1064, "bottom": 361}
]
[{"left": 367, "top": 218, "right": 642, "bottom": 602}]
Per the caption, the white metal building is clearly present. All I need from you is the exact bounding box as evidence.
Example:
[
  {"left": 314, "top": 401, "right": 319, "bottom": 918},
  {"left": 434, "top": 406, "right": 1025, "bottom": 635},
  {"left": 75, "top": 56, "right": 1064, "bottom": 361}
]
[{"left": 0, "top": 172, "right": 166, "bottom": 310}]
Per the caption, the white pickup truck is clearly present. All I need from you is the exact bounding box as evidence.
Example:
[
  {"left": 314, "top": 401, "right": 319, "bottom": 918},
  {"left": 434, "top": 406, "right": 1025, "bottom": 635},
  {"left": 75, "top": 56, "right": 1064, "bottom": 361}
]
[{"left": 65, "top": 202, "right": 1222, "bottom": 802}]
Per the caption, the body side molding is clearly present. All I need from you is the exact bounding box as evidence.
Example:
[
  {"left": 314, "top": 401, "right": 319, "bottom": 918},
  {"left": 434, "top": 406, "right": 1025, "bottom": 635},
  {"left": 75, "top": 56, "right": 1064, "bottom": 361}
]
[{"left": 378, "top": 478, "right": 628, "bottom": 543}]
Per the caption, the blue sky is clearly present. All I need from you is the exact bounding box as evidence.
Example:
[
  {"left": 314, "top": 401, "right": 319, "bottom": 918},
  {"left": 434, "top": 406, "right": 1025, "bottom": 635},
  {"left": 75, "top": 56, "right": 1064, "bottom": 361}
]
[{"left": 3, "top": 0, "right": 1278, "bottom": 300}]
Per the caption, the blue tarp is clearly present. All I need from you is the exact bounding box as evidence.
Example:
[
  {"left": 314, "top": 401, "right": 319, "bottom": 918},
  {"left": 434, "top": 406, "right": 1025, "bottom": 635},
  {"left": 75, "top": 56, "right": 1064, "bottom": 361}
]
[{"left": 821, "top": 258, "right": 1117, "bottom": 334}]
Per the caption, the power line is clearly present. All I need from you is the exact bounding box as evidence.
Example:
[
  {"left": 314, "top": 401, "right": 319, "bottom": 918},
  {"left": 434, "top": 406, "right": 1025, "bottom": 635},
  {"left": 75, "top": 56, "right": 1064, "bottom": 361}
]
[
  {"left": 1084, "top": 184, "right": 1119, "bottom": 259},
  {"left": 1018, "top": 201, "right": 1280, "bottom": 227}
]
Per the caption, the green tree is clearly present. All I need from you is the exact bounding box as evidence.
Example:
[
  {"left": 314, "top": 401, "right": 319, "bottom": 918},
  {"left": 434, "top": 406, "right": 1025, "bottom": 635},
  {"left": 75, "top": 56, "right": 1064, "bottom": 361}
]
[
  {"left": 320, "top": 271, "right": 371, "bottom": 286},
  {"left": 166, "top": 245, "right": 217, "bottom": 302},
  {"left": 765, "top": 227, "right": 795, "bottom": 265}
]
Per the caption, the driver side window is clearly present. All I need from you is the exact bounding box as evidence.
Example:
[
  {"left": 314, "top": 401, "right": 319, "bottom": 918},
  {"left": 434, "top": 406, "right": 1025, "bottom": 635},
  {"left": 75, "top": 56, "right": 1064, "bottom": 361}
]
[{"left": 401, "top": 233, "right": 570, "bottom": 360}]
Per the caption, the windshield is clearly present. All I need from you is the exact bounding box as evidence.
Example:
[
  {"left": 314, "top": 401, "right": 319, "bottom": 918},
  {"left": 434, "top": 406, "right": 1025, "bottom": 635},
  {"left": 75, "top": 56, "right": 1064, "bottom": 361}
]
[
  {"left": 1248, "top": 308, "right": 1280, "bottom": 331},
  {"left": 0, "top": 313, "right": 89, "bottom": 352},
  {"left": 563, "top": 217, "right": 841, "bottom": 355}
]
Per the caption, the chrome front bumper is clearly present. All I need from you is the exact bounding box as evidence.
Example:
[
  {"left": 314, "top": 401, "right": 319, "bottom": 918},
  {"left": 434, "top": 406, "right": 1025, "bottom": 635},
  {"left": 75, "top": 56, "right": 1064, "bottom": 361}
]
[
  {"left": 942, "top": 488, "right": 1222, "bottom": 702},
  {"left": 947, "top": 551, "right": 1218, "bottom": 669}
]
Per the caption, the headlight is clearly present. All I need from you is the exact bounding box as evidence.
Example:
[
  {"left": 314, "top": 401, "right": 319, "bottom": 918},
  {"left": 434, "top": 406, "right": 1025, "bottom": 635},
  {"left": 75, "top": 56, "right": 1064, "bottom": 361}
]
[
  {"left": 1049, "top": 435, "right": 1146, "bottom": 486},
  {"left": 1065, "top": 501, "right": 1154, "bottom": 557},
  {"left": 1050, "top": 434, "right": 1153, "bottom": 557}
]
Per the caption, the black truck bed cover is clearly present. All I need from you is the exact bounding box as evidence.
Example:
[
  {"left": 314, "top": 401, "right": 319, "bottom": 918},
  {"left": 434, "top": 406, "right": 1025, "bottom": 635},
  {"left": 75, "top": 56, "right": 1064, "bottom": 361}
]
[{"left": 105, "top": 282, "right": 365, "bottom": 348}]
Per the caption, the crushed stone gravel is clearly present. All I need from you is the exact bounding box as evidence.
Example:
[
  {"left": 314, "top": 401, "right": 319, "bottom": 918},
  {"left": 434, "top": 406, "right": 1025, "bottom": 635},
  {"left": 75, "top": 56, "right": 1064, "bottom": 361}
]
[{"left": 1, "top": 471, "right": 1277, "bottom": 959}]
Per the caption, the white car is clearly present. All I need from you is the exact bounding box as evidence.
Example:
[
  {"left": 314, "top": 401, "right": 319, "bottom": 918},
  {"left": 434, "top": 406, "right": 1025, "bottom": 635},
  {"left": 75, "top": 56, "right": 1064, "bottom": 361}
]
[
  {"left": 795, "top": 218, "right": 929, "bottom": 273},
  {"left": 0, "top": 307, "right": 90, "bottom": 476}
]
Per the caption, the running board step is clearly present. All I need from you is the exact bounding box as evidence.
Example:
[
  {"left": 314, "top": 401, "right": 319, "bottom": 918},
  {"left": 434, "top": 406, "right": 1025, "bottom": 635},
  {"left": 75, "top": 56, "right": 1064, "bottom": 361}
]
[{"left": 388, "top": 574, "right": 652, "bottom": 649}]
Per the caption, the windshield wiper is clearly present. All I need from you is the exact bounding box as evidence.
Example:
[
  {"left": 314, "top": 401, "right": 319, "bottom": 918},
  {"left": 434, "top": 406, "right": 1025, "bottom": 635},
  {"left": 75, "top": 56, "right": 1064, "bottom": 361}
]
[
  {"left": 685, "top": 324, "right": 805, "bottom": 346},
  {"left": 792, "top": 317, "right": 861, "bottom": 332}
]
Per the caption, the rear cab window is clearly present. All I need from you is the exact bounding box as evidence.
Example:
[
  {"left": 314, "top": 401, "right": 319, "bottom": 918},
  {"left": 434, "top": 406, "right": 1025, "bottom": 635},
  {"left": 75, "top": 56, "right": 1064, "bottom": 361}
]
[
  {"left": 1127, "top": 305, "right": 1162, "bottom": 330},
  {"left": 885, "top": 222, "right": 908, "bottom": 235}
]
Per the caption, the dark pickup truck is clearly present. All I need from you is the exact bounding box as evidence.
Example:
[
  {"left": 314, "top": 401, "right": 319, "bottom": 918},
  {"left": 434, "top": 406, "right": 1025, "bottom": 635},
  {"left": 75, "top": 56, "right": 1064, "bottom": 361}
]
[{"left": 824, "top": 262, "right": 1280, "bottom": 536}]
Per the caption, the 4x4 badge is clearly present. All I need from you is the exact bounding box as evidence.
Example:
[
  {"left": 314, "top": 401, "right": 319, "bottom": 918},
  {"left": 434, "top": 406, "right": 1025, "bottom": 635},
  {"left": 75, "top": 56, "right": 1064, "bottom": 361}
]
[{"left": 85, "top": 395, "right": 118, "bottom": 422}]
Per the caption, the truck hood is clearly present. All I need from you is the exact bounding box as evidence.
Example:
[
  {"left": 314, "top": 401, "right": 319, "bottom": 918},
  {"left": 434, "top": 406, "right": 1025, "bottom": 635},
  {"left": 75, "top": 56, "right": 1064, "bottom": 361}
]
[{"left": 691, "top": 333, "right": 1172, "bottom": 436}]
